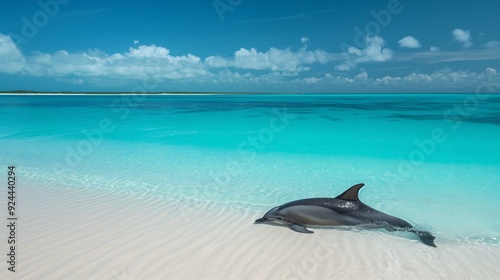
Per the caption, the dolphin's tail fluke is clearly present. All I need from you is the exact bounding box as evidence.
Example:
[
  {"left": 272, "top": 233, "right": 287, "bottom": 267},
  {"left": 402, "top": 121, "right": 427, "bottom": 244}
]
[{"left": 411, "top": 229, "right": 437, "bottom": 247}]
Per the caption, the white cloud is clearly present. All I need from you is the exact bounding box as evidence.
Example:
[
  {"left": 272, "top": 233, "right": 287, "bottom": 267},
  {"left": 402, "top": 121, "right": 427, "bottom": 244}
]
[
  {"left": 335, "top": 62, "right": 355, "bottom": 71},
  {"left": 21, "top": 44, "right": 205, "bottom": 81},
  {"left": 133, "top": 40, "right": 139, "bottom": 45},
  {"left": 298, "top": 67, "right": 499, "bottom": 92},
  {"left": 0, "top": 34, "right": 25, "bottom": 74},
  {"left": 336, "top": 36, "right": 393, "bottom": 71},
  {"left": 301, "top": 37, "right": 309, "bottom": 44},
  {"left": 204, "top": 55, "right": 232, "bottom": 68},
  {"left": 0, "top": 32, "right": 498, "bottom": 92},
  {"left": 355, "top": 71, "right": 368, "bottom": 80},
  {"left": 349, "top": 36, "right": 393, "bottom": 63},
  {"left": 452, "top": 28, "right": 473, "bottom": 48},
  {"left": 0, "top": 32, "right": 337, "bottom": 84},
  {"left": 206, "top": 46, "right": 331, "bottom": 72},
  {"left": 236, "top": 48, "right": 301, "bottom": 71},
  {"left": 126, "top": 45, "right": 170, "bottom": 58},
  {"left": 400, "top": 72, "right": 433, "bottom": 82},
  {"left": 430, "top": 46, "right": 440, "bottom": 52},
  {"left": 376, "top": 75, "right": 401, "bottom": 85},
  {"left": 485, "top": 40, "right": 499, "bottom": 48},
  {"left": 485, "top": 67, "right": 497, "bottom": 76},
  {"left": 398, "top": 36, "right": 421, "bottom": 48}
]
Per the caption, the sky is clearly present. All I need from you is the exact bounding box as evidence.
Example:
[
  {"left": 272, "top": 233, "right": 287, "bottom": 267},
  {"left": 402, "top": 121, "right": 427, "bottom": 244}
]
[{"left": 0, "top": 0, "right": 499, "bottom": 93}]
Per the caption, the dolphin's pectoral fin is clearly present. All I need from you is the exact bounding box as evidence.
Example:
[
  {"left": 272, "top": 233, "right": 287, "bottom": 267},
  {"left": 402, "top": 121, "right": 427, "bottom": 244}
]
[{"left": 289, "top": 224, "right": 314, "bottom": 234}]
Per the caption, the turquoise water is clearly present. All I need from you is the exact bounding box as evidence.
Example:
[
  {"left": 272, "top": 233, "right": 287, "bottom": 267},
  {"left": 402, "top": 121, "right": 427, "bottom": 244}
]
[{"left": 1, "top": 93, "right": 499, "bottom": 245}]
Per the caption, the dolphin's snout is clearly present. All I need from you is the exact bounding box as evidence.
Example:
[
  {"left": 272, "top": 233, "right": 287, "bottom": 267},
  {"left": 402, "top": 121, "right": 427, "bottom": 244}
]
[{"left": 254, "top": 217, "right": 267, "bottom": 224}]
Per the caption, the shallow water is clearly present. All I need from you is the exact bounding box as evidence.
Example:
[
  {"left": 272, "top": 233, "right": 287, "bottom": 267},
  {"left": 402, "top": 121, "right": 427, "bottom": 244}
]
[{"left": 1, "top": 93, "right": 499, "bottom": 246}]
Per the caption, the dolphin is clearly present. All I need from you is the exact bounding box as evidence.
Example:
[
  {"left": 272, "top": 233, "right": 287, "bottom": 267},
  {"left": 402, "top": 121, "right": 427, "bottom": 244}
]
[{"left": 254, "top": 183, "right": 436, "bottom": 247}]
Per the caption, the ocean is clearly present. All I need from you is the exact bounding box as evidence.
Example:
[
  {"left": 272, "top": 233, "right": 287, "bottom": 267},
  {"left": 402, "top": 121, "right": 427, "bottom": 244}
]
[{"left": 1, "top": 93, "right": 499, "bottom": 247}]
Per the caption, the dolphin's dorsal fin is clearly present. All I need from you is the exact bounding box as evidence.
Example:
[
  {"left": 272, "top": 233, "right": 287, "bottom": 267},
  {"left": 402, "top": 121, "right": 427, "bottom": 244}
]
[{"left": 335, "top": 183, "right": 365, "bottom": 201}]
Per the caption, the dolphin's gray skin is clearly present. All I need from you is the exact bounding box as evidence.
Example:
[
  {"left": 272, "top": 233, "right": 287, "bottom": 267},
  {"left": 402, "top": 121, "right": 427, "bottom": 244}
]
[{"left": 254, "top": 183, "right": 436, "bottom": 247}]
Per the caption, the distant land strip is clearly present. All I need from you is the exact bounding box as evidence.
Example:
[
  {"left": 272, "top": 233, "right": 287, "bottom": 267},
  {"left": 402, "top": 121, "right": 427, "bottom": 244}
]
[{"left": 0, "top": 90, "right": 304, "bottom": 95}]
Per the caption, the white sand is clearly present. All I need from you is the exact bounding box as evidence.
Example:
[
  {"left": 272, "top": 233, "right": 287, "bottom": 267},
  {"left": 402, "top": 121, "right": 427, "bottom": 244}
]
[{"left": 2, "top": 180, "right": 499, "bottom": 280}]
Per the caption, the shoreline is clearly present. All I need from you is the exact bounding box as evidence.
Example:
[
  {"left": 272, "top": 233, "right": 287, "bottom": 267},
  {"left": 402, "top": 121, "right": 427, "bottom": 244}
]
[{"left": 2, "top": 179, "right": 499, "bottom": 279}]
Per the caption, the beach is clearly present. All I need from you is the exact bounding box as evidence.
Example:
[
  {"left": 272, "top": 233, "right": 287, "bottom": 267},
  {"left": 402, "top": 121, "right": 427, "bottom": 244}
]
[
  {"left": 1, "top": 93, "right": 499, "bottom": 279},
  {"left": 2, "top": 179, "right": 499, "bottom": 280}
]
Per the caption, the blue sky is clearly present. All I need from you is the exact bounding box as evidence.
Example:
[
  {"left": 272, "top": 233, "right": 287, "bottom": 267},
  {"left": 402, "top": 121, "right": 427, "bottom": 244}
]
[{"left": 0, "top": 0, "right": 499, "bottom": 92}]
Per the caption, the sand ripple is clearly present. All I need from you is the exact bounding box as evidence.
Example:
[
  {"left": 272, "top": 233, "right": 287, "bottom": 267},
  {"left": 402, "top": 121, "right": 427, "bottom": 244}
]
[{"left": 3, "top": 182, "right": 500, "bottom": 280}]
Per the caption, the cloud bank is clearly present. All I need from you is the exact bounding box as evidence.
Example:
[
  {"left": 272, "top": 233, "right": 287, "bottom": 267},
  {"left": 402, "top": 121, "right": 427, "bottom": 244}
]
[
  {"left": 0, "top": 32, "right": 499, "bottom": 92},
  {"left": 297, "top": 67, "right": 499, "bottom": 92}
]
